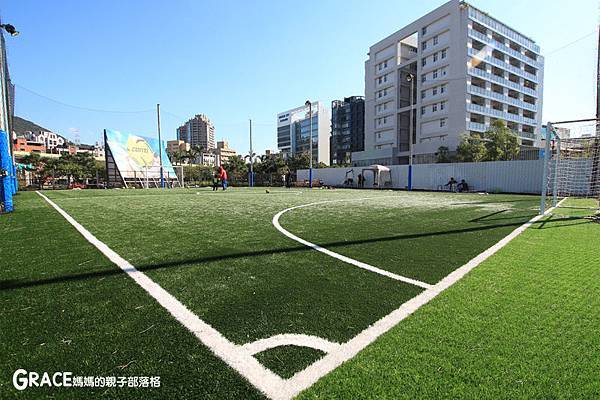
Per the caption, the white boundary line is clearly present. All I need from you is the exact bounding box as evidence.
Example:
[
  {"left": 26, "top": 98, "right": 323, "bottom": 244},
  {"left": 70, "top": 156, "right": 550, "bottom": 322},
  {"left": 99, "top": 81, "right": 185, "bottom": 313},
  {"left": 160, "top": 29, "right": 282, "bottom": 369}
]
[
  {"left": 273, "top": 198, "right": 433, "bottom": 290},
  {"left": 35, "top": 191, "right": 290, "bottom": 400},
  {"left": 241, "top": 334, "right": 341, "bottom": 355},
  {"left": 274, "top": 196, "right": 567, "bottom": 399},
  {"left": 35, "top": 190, "right": 562, "bottom": 400}
]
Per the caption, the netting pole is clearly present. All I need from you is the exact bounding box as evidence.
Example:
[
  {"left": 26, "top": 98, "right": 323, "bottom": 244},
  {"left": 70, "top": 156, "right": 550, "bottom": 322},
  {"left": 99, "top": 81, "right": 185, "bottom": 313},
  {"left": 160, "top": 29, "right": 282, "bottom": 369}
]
[
  {"left": 539, "top": 122, "right": 553, "bottom": 214},
  {"left": 552, "top": 135, "right": 561, "bottom": 207}
]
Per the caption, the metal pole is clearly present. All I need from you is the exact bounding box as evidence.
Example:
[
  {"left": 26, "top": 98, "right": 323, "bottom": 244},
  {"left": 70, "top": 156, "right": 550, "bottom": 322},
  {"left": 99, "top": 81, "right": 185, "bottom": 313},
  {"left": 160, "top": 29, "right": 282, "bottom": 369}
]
[
  {"left": 157, "top": 103, "right": 165, "bottom": 189},
  {"left": 249, "top": 119, "right": 254, "bottom": 187},
  {"left": 308, "top": 101, "right": 313, "bottom": 189},
  {"left": 539, "top": 122, "right": 553, "bottom": 214},
  {"left": 552, "top": 135, "right": 561, "bottom": 207},
  {"left": 408, "top": 73, "right": 414, "bottom": 191},
  {"left": 180, "top": 165, "right": 184, "bottom": 187}
]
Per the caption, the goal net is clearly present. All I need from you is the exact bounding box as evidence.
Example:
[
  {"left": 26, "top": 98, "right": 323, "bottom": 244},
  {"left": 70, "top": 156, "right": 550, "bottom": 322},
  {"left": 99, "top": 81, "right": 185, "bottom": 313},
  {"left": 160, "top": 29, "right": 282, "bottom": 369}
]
[{"left": 542, "top": 119, "right": 600, "bottom": 215}]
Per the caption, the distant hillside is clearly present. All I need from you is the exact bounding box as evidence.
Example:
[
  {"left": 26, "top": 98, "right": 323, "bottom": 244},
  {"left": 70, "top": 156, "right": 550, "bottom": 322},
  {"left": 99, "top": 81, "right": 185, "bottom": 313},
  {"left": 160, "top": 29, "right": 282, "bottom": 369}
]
[{"left": 13, "top": 116, "right": 51, "bottom": 134}]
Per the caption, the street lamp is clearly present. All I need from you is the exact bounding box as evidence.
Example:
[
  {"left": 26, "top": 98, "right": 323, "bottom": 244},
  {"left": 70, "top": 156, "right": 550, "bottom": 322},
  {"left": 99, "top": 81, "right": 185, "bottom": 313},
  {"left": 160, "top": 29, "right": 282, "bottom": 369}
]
[
  {"left": 0, "top": 24, "right": 19, "bottom": 37},
  {"left": 305, "top": 100, "right": 313, "bottom": 189},
  {"left": 406, "top": 73, "right": 415, "bottom": 191}
]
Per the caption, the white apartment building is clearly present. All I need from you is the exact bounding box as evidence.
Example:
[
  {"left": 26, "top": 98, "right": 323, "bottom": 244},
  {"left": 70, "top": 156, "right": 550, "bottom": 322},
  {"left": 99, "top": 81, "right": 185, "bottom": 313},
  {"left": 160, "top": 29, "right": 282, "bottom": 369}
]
[
  {"left": 277, "top": 101, "right": 331, "bottom": 165},
  {"left": 30, "top": 131, "right": 66, "bottom": 151},
  {"left": 353, "top": 0, "right": 544, "bottom": 166}
]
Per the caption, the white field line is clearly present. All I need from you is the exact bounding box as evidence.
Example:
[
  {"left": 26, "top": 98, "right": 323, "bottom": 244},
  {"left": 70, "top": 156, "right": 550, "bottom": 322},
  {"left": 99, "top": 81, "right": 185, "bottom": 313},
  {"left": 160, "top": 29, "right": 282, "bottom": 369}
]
[
  {"left": 273, "top": 198, "right": 433, "bottom": 290},
  {"left": 35, "top": 191, "right": 291, "bottom": 400},
  {"left": 241, "top": 334, "right": 341, "bottom": 355},
  {"left": 275, "top": 197, "right": 567, "bottom": 399},
  {"left": 37, "top": 190, "right": 561, "bottom": 400}
]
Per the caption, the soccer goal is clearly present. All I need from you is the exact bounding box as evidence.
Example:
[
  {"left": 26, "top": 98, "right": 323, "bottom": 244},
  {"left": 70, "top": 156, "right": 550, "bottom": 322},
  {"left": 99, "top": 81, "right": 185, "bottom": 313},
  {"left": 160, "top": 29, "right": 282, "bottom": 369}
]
[{"left": 540, "top": 119, "right": 600, "bottom": 216}]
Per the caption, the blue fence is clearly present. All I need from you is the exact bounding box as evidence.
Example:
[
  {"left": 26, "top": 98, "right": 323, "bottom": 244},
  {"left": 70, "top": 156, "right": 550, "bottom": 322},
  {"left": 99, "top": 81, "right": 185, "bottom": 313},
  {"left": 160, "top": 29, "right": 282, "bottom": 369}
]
[{"left": 0, "top": 129, "right": 15, "bottom": 212}]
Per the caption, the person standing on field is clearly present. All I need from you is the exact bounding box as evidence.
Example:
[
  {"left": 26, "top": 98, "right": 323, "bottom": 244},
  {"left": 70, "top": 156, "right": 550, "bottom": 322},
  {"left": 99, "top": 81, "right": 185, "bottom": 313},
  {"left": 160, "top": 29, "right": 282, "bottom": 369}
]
[{"left": 219, "top": 165, "right": 228, "bottom": 190}]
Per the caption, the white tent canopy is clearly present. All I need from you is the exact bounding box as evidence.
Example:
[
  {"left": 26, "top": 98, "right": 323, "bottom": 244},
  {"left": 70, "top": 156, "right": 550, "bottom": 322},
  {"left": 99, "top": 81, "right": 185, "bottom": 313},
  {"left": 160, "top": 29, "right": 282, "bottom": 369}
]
[{"left": 361, "top": 164, "right": 392, "bottom": 188}]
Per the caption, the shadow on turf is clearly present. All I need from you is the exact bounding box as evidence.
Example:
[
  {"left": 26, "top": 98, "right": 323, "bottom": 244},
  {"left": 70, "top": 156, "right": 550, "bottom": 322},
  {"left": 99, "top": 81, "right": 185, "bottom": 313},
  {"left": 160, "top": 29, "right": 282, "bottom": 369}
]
[{"left": 1, "top": 216, "right": 592, "bottom": 292}]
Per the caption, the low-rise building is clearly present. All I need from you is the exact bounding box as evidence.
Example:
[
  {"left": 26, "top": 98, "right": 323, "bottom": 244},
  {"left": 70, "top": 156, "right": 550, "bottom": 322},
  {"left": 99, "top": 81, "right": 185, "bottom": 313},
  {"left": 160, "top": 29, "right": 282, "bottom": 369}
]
[
  {"left": 13, "top": 136, "right": 45, "bottom": 153},
  {"left": 166, "top": 139, "right": 190, "bottom": 154},
  {"left": 216, "top": 140, "right": 237, "bottom": 163}
]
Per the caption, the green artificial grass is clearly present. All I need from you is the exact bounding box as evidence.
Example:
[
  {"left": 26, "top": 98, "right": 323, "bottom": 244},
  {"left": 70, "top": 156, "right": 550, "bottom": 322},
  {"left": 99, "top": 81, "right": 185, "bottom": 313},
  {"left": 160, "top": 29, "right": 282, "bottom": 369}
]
[
  {"left": 255, "top": 346, "right": 325, "bottom": 379},
  {"left": 297, "top": 198, "right": 600, "bottom": 399},
  {"left": 3, "top": 188, "right": 590, "bottom": 399},
  {"left": 0, "top": 192, "right": 264, "bottom": 399}
]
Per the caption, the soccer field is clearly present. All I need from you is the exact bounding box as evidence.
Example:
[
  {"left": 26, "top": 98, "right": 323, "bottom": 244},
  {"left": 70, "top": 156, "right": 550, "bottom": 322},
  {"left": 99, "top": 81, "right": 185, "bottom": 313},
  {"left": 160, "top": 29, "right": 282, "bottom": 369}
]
[{"left": 1, "top": 188, "right": 596, "bottom": 399}]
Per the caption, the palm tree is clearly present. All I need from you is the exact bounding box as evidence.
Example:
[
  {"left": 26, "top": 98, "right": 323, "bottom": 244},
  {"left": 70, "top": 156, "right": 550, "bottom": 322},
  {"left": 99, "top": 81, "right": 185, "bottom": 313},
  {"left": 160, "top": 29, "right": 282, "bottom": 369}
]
[{"left": 187, "top": 145, "right": 205, "bottom": 165}]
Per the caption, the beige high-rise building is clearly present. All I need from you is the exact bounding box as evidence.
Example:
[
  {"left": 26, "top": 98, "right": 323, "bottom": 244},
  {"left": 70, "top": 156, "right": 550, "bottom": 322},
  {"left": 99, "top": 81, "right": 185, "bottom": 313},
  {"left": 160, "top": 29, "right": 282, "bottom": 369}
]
[{"left": 177, "top": 114, "right": 216, "bottom": 150}]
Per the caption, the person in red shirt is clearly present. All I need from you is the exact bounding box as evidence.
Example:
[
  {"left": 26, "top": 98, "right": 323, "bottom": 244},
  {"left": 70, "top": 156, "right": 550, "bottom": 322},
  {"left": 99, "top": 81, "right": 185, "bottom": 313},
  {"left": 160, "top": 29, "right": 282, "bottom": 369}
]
[{"left": 219, "top": 165, "right": 228, "bottom": 190}]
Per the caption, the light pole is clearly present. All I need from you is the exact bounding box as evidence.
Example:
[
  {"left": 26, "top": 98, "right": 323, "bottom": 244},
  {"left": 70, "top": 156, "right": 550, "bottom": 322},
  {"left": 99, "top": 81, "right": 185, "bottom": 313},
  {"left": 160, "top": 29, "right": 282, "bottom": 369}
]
[
  {"left": 0, "top": 24, "right": 19, "bottom": 37},
  {"left": 305, "top": 100, "right": 313, "bottom": 189},
  {"left": 406, "top": 73, "right": 415, "bottom": 191}
]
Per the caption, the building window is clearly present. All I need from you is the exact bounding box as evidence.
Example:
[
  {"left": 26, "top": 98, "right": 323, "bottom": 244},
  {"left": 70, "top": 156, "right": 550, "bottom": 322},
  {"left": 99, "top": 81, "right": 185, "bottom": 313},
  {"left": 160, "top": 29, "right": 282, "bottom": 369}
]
[
  {"left": 440, "top": 118, "right": 446, "bottom": 127},
  {"left": 440, "top": 101, "right": 446, "bottom": 110},
  {"left": 433, "top": 104, "right": 438, "bottom": 112},
  {"left": 422, "top": 41, "right": 427, "bottom": 51},
  {"left": 433, "top": 70, "right": 438, "bottom": 79},
  {"left": 442, "top": 68, "right": 447, "bottom": 76},
  {"left": 422, "top": 58, "right": 427, "bottom": 67},
  {"left": 384, "top": 60, "right": 388, "bottom": 68},
  {"left": 421, "top": 91, "right": 426, "bottom": 99},
  {"left": 422, "top": 75, "right": 426, "bottom": 83},
  {"left": 433, "top": 35, "right": 439, "bottom": 45},
  {"left": 433, "top": 53, "right": 438, "bottom": 62},
  {"left": 422, "top": 26, "right": 427, "bottom": 36},
  {"left": 433, "top": 87, "right": 438, "bottom": 95},
  {"left": 441, "top": 49, "right": 447, "bottom": 59},
  {"left": 440, "top": 85, "right": 445, "bottom": 94},
  {"left": 421, "top": 107, "right": 426, "bottom": 115}
]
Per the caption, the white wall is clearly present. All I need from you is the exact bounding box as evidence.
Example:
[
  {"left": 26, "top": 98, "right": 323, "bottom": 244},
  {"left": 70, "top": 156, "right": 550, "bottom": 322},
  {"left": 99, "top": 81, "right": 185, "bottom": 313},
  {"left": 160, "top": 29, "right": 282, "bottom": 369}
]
[{"left": 297, "top": 159, "right": 544, "bottom": 194}]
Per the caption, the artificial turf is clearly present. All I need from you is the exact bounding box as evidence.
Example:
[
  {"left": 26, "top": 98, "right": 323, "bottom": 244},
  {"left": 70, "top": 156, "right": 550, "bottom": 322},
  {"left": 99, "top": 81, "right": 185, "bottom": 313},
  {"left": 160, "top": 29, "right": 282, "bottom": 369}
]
[
  {"left": 2, "top": 187, "right": 587, "bottom": 399},
  {"left": 298, "top": 199, "right": 600, "bottom": 399},
  {"left": 0, "top": 192, "right": 264, "bottom": 399}
]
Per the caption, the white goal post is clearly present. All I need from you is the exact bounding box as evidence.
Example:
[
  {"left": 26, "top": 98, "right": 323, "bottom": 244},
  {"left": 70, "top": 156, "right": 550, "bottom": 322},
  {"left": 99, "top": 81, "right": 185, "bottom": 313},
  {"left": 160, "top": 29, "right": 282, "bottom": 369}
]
[{"left": 540, "top": 119, "right": 600, "bottom": 214}]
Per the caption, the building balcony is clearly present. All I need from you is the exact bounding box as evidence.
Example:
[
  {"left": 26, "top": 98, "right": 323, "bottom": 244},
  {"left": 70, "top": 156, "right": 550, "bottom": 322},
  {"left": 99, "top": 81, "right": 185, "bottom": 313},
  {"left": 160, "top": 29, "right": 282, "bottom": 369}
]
[
  {"left": 468, "top": 6, "right": 540, "bottom": 54},
  {"left": 467, "top": 103, "right": 538, "bottom": 126},
  {"left": 467, "top": 121, "right": 487, "bottom": 132},
  {"left": 467, "top": 121, "right": 537, "bottom": 140},
  {"left": 467, "top": 84, "right": 537, "bottom": 112},
  {"left": 468, "top": 48, "right": 538, "bottom": 83},
  {"left": 468, "top": 28, "right": 541, "bottom": 69},
  {"left": 468, "top": 67, "right": 538, "bottom": 97}
]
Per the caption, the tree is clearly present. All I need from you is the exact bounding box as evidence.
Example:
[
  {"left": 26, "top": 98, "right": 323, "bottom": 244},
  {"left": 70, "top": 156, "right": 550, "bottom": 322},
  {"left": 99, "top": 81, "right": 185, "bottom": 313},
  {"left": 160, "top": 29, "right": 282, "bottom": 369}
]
[
  {"left": 456, "top": 133, "right": 487, "bottom": 162},
  {"left": 222, "top": 155, "right": 248, "bottom": 182},
  {"left": 286, "top": 153, "right": 311, "bottom": 172},
  {"left": 483, "top": 120, "right": 520, "bottom": 161},
  {"left": 436, "top": 146, "right": 451, "bottom": 163},
  {"left": 169, "top": 150, "right": 186, "bottom": 166},
  {"left": 187, "top": 145, "right": 205, "bottom": 165}
]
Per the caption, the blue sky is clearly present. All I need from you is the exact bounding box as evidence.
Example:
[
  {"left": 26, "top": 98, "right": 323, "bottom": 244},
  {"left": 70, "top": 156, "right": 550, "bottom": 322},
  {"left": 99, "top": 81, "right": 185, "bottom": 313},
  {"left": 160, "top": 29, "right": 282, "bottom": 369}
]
[{"left": 1, "top": 0, "right": 597, "bottom": 153}]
